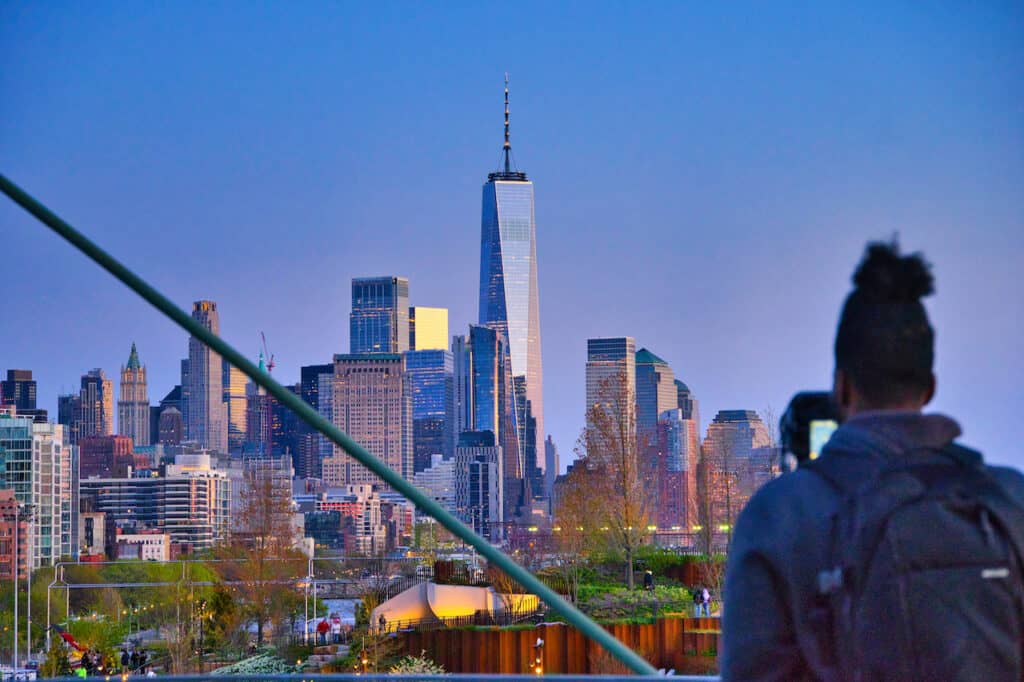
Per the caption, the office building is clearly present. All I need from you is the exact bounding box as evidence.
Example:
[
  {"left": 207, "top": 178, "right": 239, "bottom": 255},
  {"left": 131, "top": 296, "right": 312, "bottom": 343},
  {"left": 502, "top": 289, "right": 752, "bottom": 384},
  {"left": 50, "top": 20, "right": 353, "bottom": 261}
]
[
  {"left": 635, "top": 348, "right": 677, "bottom": 444},
  {"left": 585, "top": 337, "right": 636, "bottom": 436},
  {"left": 408, "top": 306, "right": 449, "bottom": 351},
  {"left": 158, "top": 406, "right": 184, "bottom": 445},
  {"left": 0, "top": 411, "right": 72, "bottom": 568},
  {"left": 223, "top": 360, "right": 247, "bottom": 453},
  {"left": 350, "top": 276, "right": 410, "bottom": 354},
  {"left": 79, "top": 435, "right": 138, "bottom": 479},
  {"left": 413, "top": 453, "right": 456, "bottom": 515},
  {"left": 454, "top": 431, "right": 503, "bottom": 541},
  {"left": 59, "top": 369, "right": 114, "bottom": 446},
  {"left": 0, "top": 489, "right": 30, "bottom": 580},
  {"left": 478, "top": 78, "right": 545, "bottom": 491},
  {"left": 118, "top": 343, "right": 150, "bottom": 447},
  {"left": 453, "top": 325, "right": 522, "bottom": 517},
  {"left": 322, "top": 354, "right": 412, "bottom": 489},
  {"left": 405, "top": 349, "right": 454, "bottom": 473},
  {"left": 186, "top": 300, "right": 228, "bottom": 452},
  {"left": 78, "top": 453, "right": 230, "bottom": 554},
  {"left": 544, "top": 435, "right": 559, "bottom": 502},
  {"left": 297, "top": 363, "right": 333, "bottom": 479},
  {"left": 1, "top": 370, "right": 46, "bottom": 422},
  {"left": 701, "top": 410, "right": 773, "bottom": 531},
  {"left": 654, "top": 408, "right": 700, "bottom": 531}
]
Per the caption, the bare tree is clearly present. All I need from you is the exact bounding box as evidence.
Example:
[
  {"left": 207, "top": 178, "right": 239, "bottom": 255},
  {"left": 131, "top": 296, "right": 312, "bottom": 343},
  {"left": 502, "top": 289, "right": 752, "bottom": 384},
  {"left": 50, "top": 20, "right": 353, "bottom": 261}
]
[
  {"left": 551, "top": 457, "right": 601, "bottom": 604},
  {"left": 214, "top": 471, "right": 303, "bottom": 644},
  {"left": 581, "top": 372, "right": 652, "bottom": 590}
]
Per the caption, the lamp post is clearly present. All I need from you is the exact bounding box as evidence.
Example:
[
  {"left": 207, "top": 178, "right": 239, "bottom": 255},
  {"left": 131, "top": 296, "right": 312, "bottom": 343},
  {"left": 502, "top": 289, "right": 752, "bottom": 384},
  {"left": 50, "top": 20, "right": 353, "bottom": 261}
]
[{"left": 5, "top": 502, "right": 33, "bottom": 671}]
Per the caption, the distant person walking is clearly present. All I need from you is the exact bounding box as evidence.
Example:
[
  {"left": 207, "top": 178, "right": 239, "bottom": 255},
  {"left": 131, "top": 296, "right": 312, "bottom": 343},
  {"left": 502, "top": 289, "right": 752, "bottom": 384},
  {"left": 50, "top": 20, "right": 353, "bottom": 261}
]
[
  {"left": 722, "top": 242, "right": 1024, "bottom": 681},
  {"left": 692, "top": 586, "right": 710, "bottom": 617},
  {"left": 316, "top": 618, "right": 330, "bottom": 646}
]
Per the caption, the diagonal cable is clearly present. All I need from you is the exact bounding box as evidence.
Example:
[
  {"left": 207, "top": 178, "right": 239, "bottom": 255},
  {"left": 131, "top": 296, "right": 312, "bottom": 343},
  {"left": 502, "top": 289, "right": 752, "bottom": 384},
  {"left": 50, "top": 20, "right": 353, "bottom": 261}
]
[{"left": 0, "top": 173, "right": 659, "bottom": 676}]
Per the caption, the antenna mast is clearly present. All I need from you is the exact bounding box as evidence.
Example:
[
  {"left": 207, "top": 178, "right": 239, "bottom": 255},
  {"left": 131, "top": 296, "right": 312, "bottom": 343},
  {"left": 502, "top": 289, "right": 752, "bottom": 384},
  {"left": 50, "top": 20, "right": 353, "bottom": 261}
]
[{"left": 503, "top": 73, "right": 511, "bottom": 174}]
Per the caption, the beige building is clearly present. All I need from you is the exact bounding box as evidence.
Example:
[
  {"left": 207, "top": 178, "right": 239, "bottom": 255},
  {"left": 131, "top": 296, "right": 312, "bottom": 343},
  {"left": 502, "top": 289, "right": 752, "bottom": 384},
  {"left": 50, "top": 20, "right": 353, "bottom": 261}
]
[
  {"left": 323, "top": 354, "right": 412, "bottom": 489},
  {"left": 187, "top": 300, "right": 228, "bottom": 453},
  {"left": 701, "top": 410, "right": 773, "bottom": 532},
  {"left": 116, "top": 531, "right": 171, "bottom": 561},
  {"left": 408, "top": 306, "right": 449, "bottom": 351},
  {"left": 118, "top": 343, "right": 150, "bottom": 446}
]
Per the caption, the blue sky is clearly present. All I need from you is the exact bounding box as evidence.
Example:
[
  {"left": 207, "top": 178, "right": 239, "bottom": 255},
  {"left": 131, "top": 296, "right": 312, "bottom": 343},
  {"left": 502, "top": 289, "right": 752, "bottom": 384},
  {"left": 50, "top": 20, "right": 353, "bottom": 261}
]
[{"left": 2, "top": 2, "right": 1022, "bottom": 469}]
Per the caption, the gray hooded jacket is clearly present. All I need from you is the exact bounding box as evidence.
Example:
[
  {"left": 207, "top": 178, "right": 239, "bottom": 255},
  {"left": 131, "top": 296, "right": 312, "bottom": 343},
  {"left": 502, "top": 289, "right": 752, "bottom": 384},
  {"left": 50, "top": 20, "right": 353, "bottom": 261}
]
[{"left": 720, "top": 412, "right": 1024, "bottom": 681}]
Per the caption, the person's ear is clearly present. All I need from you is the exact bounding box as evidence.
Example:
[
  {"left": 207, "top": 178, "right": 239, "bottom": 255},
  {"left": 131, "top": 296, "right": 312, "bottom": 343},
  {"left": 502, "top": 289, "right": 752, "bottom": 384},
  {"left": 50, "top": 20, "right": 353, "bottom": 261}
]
[{"left": 922, "top": 373, "right": 936, "bottom": 407}]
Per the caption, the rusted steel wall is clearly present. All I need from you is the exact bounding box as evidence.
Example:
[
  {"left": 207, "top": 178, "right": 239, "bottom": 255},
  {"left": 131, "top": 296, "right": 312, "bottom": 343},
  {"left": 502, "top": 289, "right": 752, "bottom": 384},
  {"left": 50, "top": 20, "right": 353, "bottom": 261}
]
[{"left": 394, "top": 617, "right": 721, "bottom": 675}]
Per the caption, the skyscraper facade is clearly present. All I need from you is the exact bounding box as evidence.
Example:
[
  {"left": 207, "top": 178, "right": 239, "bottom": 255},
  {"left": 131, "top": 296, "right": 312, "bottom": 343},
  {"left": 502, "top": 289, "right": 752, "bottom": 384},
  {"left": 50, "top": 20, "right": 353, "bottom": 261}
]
[
  {"left": 298, "top": 363, "right": 333, "bottom": 479},
  {"left": 187, "top": 300, "right": 228, "bottom": 453},
  {"left": 544, "top": 435, "right": 559, "bottom": 502},
  {"left": 118, "top": 343, "right": 150, "bottom": 447},
  {"left": 585, "top": 337, "right": 637, "bottom": 432},
  {"left": 635, "top": 348, "right": 677, "bottom": 444},
  {"left": 81, "top": 368, "right": 114, "bottom": 440},
  {"left": 59, "top": 369, "right": 114, "bottom": 446},
  {"left": 408, "top": 306, "right": 449, "bottom": 351},
  {"left": 478, "top": 78, "right": 544, "bottom": 493},
  {"left": 1, "top": 369, "right": 36, "bottom": 412},
  {"left": 454, "top": 430, "right": 503, "bottom": 541},
  {"left": 323, "top": 354, "right": 412, "bottom": 489},
  {"left": 701, "top": 410, "right": 772, "bottom": 531},
  {"left": 223, "top": 361, "right": 248, "bottom": 453},
  {"left": 350, "top": 277, "right": 410, "bottom": 354},
  {"left": 453, "top": 325, "right": 522, "bottom": 516},
  {"left": 405, "top": 349, "right": 454, "bottom": 473},
  {"left": 0, "top": 413, "right": 72, "bottom": 568}
]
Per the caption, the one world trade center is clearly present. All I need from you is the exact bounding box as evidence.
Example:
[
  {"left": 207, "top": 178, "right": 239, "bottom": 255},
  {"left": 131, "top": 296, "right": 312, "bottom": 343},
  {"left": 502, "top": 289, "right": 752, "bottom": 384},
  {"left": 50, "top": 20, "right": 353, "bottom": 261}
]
[{"left": 478, "top": 76, "right": 545, "bottom": 507}]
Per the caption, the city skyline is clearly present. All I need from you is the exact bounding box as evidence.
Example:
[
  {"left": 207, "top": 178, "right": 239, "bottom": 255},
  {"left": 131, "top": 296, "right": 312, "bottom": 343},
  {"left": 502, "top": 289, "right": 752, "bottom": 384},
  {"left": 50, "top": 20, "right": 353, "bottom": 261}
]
[{"left": 2, "top": 4, "right": 1021, "bottom": 471}]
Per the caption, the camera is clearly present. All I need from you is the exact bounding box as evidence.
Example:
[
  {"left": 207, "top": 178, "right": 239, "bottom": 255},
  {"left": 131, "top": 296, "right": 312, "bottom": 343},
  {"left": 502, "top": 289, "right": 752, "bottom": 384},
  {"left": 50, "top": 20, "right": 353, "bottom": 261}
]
[{"left": 779, "top": 391, "right": 840, "bottom": 472}]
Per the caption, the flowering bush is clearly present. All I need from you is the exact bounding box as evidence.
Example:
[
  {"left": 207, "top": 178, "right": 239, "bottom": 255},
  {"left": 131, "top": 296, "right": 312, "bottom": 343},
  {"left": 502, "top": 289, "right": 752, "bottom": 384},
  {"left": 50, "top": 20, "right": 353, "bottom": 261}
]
[
  {"left": 210, "top": 652, "right": 296, "bottom": 675},
  {"left": 389, "top": 651, "right": 446, "bottom": 675}
]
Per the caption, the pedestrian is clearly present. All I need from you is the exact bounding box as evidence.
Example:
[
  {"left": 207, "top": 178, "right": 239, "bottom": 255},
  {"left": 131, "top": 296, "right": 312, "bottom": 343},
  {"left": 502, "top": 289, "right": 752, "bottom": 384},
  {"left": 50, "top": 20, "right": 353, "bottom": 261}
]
[
  {"left": 692, "top": 586, "right": 703, "bottom": 617},
  {"left": 316, "top": 618, "right": 330, "bottom": 646},
  {"left": 700, "top": 587, "right": 711, "bottom": 617},
  {"left": 722, "top": 242, "right": 1024, "bottom": 681}
]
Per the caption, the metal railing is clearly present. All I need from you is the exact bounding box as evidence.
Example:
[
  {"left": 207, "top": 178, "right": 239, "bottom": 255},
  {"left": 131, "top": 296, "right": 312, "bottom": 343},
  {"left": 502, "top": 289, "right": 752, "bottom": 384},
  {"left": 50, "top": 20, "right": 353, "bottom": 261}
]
[{"left": 0, "top": 174, "right": 661, "bottom": 676}]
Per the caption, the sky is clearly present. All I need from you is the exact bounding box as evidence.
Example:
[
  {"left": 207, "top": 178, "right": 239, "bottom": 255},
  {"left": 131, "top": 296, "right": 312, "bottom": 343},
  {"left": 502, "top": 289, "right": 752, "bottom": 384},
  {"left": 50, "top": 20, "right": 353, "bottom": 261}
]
[{"left": 2, "top": 2, "right": 1022, "bottom": 470}]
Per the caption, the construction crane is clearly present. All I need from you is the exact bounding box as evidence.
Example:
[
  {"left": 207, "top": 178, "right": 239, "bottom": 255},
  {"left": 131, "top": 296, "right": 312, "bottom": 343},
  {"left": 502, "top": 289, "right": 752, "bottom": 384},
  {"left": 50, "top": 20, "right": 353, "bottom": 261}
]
[{"left": 260, "top": 331, "right": 276, "bottom": 374}]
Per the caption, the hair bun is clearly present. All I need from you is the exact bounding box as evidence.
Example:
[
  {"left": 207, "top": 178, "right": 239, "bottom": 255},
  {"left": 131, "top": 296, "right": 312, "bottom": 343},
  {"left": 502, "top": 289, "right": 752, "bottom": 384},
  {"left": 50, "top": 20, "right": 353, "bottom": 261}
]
[{"left": 853, "top": 242, "right": 934, "bottom": 303}]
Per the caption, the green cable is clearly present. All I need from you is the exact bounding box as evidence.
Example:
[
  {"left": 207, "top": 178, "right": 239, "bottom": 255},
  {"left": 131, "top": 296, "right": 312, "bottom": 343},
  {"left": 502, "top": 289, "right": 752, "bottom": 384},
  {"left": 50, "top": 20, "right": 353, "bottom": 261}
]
[{"left": 0, "top": 173, "right": 659, "bottom": 676}]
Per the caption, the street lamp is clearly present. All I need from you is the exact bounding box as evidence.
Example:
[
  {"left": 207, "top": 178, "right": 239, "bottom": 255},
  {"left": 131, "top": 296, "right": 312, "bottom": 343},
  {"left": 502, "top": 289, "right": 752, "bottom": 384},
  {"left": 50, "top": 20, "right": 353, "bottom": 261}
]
[{"left": 4, "top": 501, "right": 33, "bottom": 671}]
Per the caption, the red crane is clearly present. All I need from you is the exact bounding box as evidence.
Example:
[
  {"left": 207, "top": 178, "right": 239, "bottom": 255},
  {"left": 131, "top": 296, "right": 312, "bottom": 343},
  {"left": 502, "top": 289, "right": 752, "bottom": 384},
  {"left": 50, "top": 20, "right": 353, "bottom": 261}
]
[{"left": 260, "top": 331, "right": 276, "bottom": 374}]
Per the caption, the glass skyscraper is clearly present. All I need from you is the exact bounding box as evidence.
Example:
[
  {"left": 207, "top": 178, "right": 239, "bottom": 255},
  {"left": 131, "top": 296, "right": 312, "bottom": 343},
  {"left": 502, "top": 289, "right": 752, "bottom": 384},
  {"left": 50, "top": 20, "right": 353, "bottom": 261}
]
[
  {"left": 478, "top": 78, "right": 544, "bottom": 495},
  {"left": 350, "top": 276, "right": 410, "bottom": 354},
  {"left": 404, "top": 349, "right": 454, "bottom": 473}
]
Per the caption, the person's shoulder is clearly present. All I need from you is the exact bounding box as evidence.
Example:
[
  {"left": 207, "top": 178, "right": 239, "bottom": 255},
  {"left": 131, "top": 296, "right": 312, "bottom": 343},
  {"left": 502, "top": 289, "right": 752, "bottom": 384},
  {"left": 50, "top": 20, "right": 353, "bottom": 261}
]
[
  {"left": 986, "top": 463, "right": 1024, "bottom": 504},
  {"left": 732, "top": 469, "right": 836, "bottom": 549},
  {"left": 743, "top": 468, "right": 835, "bottom": 518}
]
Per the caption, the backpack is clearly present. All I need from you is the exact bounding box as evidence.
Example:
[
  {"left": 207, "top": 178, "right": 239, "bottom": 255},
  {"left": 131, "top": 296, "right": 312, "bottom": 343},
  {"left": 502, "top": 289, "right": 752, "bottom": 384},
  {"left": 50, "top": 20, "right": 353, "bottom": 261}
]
[
  {"left": 806, "top": 443, "right": 1024, "bottom": 681},
  {"left": 693, "top": 589, "right": 702, "bottom": 605}
]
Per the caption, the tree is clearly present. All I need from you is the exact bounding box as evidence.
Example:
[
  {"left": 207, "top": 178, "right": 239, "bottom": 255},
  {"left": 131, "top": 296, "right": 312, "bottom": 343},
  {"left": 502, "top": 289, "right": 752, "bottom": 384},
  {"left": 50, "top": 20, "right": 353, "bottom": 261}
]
[
  {"left": 213, "top": 468, "right": 304, "bottom": 645},
  {"left": 579, "top": 372, "right": 652, "bottom": 589},
  {"left": 551, "top": 461, "right": 600, "bottom": 603}
]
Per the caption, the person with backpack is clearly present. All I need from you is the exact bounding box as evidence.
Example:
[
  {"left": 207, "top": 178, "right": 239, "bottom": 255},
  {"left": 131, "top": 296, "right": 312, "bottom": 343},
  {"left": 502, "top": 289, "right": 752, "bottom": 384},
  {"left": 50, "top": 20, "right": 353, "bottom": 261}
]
[
  {"left": 721, "top": 242, "right": 1024, "bottom": 681},
  {"left": 693, "top": 585, "right": 704, "bottom": 617}
]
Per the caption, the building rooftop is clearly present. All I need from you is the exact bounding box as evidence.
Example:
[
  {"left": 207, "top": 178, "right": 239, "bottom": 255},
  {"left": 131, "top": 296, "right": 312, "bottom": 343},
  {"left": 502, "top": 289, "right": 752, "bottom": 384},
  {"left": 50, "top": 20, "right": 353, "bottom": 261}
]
[{"left": 635, "top": 347, "right": 668, "bottom": 365}]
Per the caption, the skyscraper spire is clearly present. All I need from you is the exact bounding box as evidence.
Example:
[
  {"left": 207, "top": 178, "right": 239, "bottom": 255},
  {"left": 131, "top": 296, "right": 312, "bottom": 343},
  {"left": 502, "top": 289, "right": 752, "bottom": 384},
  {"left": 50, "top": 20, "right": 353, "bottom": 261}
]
[
  {"left": 503, "top": 73, "right": 511, "bottom": 174},
  {"left": 127, "top": 342, "right": 141, "bottom": 370}
]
